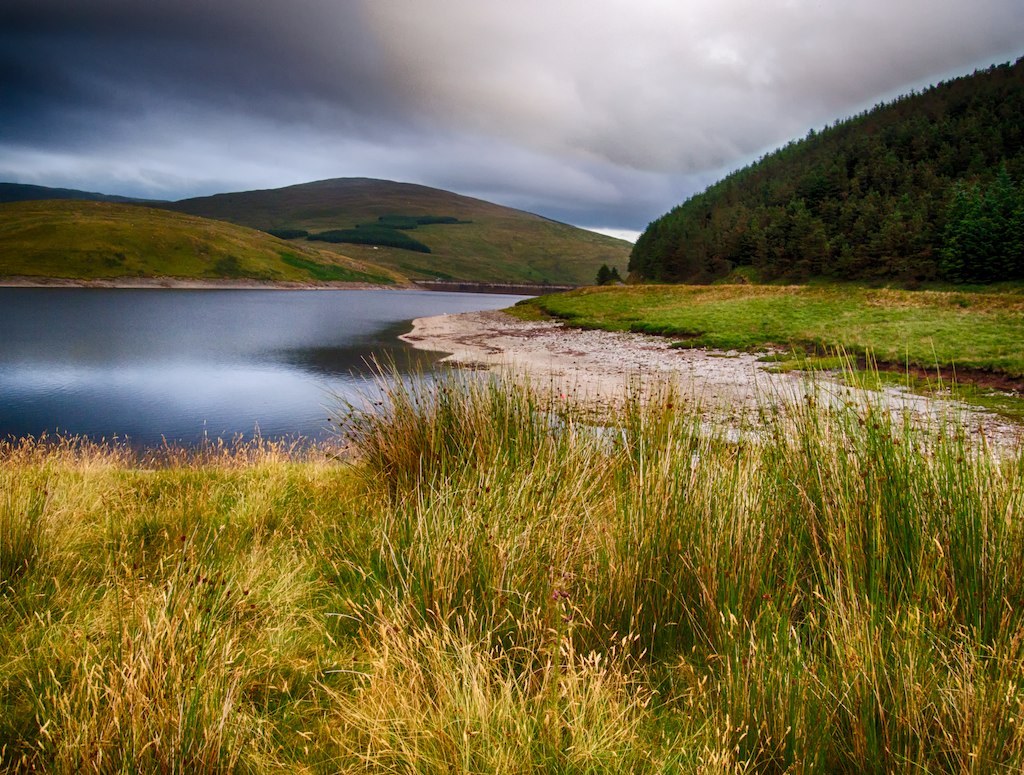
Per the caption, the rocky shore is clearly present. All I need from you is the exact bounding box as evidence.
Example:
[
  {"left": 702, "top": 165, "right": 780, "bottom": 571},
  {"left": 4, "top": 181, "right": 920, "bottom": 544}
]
[{"left": 402, "top": 309, "right": 1023, "bottom": 450}]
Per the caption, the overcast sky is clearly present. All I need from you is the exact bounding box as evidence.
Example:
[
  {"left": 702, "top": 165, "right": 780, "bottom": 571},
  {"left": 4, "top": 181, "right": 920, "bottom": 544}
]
[{"left": 2, "top": 1, "right": 1022, "bottom": 238}]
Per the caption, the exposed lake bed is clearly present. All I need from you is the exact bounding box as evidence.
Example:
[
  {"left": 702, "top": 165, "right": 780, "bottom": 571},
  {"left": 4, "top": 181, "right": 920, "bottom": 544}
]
[{"left": 404, "top": 307, "right": 1024, "bottom": 452}]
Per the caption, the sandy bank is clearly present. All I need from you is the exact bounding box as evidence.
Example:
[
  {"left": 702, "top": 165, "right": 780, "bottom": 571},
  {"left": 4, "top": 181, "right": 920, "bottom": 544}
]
[{"left": 402, "top": 309, "right": 1023, "bottom": 449}]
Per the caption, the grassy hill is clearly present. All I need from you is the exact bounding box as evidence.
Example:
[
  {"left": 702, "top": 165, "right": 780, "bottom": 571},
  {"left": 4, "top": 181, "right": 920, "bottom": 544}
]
[
  {"left": 0, "top": 200, "right": 398, "bottom": 284},
  {"left": 164, "top": 178, "right": 631, "bottom": 285},
  {"left": 631, "top": 58, "right": 1024, "bottom": 285}
]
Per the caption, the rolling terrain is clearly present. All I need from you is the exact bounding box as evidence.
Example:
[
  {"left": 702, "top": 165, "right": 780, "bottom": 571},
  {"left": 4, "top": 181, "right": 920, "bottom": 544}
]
[
  {"left": 164, "top": 178, "right": 631, "bottom": 285},
  {"left": 0, "top": 200, "right": 398, "bottom": 285},
  {"left": 0, "top": 178, "right": 631, "bottom": 286},
  {"left": 0, "top": 182, "right": 155, "bottom": 205}
]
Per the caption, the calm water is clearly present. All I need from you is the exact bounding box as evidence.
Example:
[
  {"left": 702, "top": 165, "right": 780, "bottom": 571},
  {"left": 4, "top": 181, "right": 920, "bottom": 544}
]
[{"left": 0, "top": 288, "right": 526, "bottom": 447}]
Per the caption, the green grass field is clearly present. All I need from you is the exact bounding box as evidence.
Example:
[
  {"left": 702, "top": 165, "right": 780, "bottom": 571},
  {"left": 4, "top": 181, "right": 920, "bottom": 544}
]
[
  {"left": 2, "top": 374, "right": 1023, "bottom": 772},
  {"left": 0, "top": 200, "right": 397, "bottom": 284},
  {"left": 522, "top": 284, "right": 1024, "bottom": 380}
]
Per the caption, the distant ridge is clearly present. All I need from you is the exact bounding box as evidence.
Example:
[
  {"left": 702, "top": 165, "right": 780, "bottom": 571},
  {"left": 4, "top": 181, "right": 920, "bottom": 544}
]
[
  {"left": 163, "top": 178, "right": 630, "bottom": 286},
  {"left": 169, "top": 177, "right": 530, "bottom": 225},
  {"left": 0, "top": 182, "right": 156, "bottom": 205},
  {"left": 630, "top": 58, "right": 1024, "bottom": 285},
  {"left": 0, "top": 178, "right": 631, "bottom": 286}
]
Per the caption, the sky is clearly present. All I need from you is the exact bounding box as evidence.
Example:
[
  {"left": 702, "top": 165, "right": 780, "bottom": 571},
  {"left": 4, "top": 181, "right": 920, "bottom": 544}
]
[{"left": 2, "top": 1, "right": 1023, "bottom": 240}]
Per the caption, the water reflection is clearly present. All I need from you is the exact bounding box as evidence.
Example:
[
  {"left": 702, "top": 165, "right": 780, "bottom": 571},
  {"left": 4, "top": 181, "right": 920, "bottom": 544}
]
[
  {"left": 0, "top": 288, "right": 526, "bottom": 446},
  {"left": 271, "top": 323, "right": 439, "bottom": 378}
]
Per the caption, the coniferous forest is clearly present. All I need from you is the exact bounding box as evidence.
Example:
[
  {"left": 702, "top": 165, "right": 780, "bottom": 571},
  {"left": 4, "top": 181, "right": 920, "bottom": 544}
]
[{"left": 630, "top": 58, "right": 1024, "bottom": 285}]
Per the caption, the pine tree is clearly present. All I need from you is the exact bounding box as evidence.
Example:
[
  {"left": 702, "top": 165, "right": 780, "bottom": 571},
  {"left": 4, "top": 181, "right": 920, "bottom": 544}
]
[
  {"left": 987, "top": 165, "right": 1022, "bottom": 278},
  {"left": 939, "top": 183, "right": 975, "bottom": 282},
  {"left": 1010, "top": 193, "right": 1024, "bottom": 279},
  {"left": 940, "top": 169, "right": 1024, "bottom": 282}
]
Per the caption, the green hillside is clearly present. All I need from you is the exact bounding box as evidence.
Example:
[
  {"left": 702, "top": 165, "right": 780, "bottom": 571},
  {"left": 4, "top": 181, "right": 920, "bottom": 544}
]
[
  {"left": 631, "top": 58, "right": 1024, "bottom": 285},
  {"left": 164, "top": 178, "right": 631, "bottom": 285},
  {"left": 0, "top": 200, "right": 397, "bottom": 284}
]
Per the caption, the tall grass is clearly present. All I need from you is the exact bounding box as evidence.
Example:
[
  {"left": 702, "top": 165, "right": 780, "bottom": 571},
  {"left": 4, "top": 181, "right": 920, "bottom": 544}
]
[
  {"left": 1, "top": 377, "right": 1022, "bottom": 772},
  {"left": 0, "top": 437, "right": 347, "bottom": 772},
  {"left": 340, "top": 371, "right": 1024, "bottom": 772}
]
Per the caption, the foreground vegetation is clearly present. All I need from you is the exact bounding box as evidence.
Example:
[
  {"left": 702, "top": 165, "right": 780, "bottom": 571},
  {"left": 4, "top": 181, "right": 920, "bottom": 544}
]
[
  {"left": 524, "top": 283, "right": 1024, "bottom": 381},
  {"left": 0, "top": 200, "right": 396, "bottom": 284},
  {"left": 2, "top": 373, "right": 1023, "bottom": 772}
]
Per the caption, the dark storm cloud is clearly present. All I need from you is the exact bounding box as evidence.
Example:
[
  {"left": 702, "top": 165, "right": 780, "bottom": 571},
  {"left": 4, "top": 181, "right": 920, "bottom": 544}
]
[
  {"left": 2, "top": 0, "right": 1023, "bottom": 232},
  {"left": 0, "top": 1, "right": 398, "bottom": 138}
]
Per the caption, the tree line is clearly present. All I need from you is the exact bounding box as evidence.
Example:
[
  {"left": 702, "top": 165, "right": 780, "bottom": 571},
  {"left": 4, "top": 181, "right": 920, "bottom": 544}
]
[{"left": 264, "top": 214, "right": 469, "bottom": 254}]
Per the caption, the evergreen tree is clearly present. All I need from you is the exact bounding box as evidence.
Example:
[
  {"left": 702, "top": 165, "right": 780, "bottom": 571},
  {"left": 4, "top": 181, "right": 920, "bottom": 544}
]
[
  {"left": 940, "top": 167, "right": 1023, "bottom": 282},
  {"left": 987, "top": 165, "right": 1023, "bottom": 278},
  {"left": 941, "top": 183, "right": 984, "bottom": 281},
  {"left": 1011, "top": 191, "right": 1024, "bottom": 279}
]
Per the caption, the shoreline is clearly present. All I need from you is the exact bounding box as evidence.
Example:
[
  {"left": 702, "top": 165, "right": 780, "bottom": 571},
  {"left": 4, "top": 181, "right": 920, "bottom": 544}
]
[
  {"left": 401, "top": 309, "right": 1023, "bottom": 449},
  {"left": 400, "top": 309, "right": 783, "bottom": 410},
  {"left": 0, "top": 276, "right": 400, "bottom": 290},
  {"left": 0, "top": 277, "right": 550, "bottom": 293}
]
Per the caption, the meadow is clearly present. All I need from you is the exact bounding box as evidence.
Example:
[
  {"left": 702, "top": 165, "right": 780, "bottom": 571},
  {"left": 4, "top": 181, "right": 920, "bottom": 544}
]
[
  {"left": 524, "top": 284, "right": 1024, "bottom": 380},
  {"left": 2, "top": 372, "right": 1022, "bottom": 772}
]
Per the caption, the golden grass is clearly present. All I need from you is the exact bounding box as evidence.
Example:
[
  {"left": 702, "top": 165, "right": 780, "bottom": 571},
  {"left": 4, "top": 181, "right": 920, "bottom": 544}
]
[{"left": 1, "top": 376, "right": 1022, "bottom": 772}]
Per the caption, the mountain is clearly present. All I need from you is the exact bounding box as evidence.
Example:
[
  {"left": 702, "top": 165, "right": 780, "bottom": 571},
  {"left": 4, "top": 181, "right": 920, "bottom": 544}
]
[
  {"left": 630, "top": 58, "right": 1024, "bottom": 285},
  {"left": 163, "top": 178, "right": 630, "bottom": 285},
  {"left": 0, "top": 200, "right": 397, "bottom": 284},
  {"left": 0, "top": 182, "right": 155, "bottom": 205}
]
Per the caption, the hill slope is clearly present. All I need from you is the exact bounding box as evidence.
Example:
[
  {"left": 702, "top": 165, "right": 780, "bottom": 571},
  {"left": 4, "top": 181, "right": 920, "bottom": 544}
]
[
  {"left": 631, "top": 58, "right": 1024, "bottom": 285},
  {"left": 164, "top": 178, "right": 631, "bottom": 285},
  {"left": 0, "top": 200, "right": 397, "bottom": 284},
  {"left": 0, "top": 182, "right": 154, "bottom": 205}
]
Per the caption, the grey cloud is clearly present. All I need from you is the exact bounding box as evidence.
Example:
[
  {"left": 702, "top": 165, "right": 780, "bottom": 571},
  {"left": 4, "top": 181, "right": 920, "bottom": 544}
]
[
  {"left": 1, "top": 0, "right": 1022, "bottom": 230},
  {"left": 362, "top": 0, "right": 1024, "bottom": 174}
]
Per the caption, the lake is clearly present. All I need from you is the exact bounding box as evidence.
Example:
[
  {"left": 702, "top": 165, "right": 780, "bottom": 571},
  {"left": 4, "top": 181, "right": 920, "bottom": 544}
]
[{"left": 0, "top": 288, "right": 526, "bottom": 447}]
